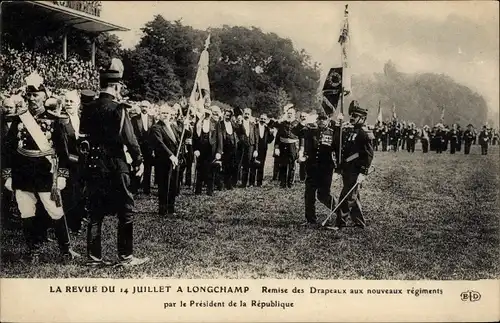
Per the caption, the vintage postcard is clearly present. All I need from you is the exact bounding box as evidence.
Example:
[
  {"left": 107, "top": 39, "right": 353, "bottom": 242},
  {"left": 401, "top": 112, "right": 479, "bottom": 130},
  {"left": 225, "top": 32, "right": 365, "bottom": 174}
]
[{"left": 0, "top": 1, "right": 499, "bottom": 322}]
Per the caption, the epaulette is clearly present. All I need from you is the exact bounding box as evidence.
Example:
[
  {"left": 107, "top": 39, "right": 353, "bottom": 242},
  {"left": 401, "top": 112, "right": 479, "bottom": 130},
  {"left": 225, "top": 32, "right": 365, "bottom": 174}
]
[{"left": 306, "top": 122, "right": 318, "bottom": 129}]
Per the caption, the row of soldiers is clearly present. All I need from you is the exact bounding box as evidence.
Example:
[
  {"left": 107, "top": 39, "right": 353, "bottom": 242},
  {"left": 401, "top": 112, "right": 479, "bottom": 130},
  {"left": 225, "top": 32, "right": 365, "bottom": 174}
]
[{"left": 371, "top": 121, "right": 496, "bottom": 155}]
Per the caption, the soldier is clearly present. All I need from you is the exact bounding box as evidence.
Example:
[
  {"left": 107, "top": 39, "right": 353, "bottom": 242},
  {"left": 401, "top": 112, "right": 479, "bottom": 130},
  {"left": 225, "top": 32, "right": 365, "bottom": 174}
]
[
  {"left": 274, "top": 104, "right": 303, "bottom": 188},
  {"left": 80, "top": 59, "right": 149, "bottom": 267},
  {"left": 492, "top": 129, "right": 499, "bottom": 146},
  {"left": 328, "top": 100, "right": 374, "bottom": 230},
  {"left": 406, "top": 122, "right": 418, "bottom": 153},
  {"left": 298, "top": 112, "right": 308, "bottom": 182},
  {"left": 478, "top": 125, "right": 489, "bottom": 155},
  {"left": 420, "top": 125, "right": 430, "bottom": 153},
  {"left": 463, "top": 124, "right": 476, "bottom": 155},
  {"left": 299, "top": 112, "right": 337, "bottom": 226},
  {"left": 2, "top": 73, "right": 77, "bottom": 263},
  {"left": 219, "top": 109, "right": 239, "bottom": 190},
  {"left": 150, "top": 105, "right": 183, "bottom": 216},
  {"left": 448, "top": 124, "right": 460, "bottom": 154},
  {"left": 389, "top": 121, "right": 400, "bottom": 152},
  {"left": 434, "top": 124, "right": 445, "bottom": 154},
  {"left": 380, "top": 123, "right": 389, "bottom": 152},
  {"left": 457, "top": 125, "right": 463, "bottom": 152},
  {"left": 400, "top": 121, "right": 408, "bottom": 151},
  {"left": 252, "top": 113, "right": 275, "bottom": 187},
  {"left": 193, "top": 106, "right": 223, "bottom": 196}
]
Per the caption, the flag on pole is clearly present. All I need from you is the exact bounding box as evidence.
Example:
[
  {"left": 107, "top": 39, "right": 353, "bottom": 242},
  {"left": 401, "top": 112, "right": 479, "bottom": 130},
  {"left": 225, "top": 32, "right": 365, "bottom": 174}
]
[
  {"left": 338, "top": 4, "right": 351, "bottom": 96},
  {"left": 321, "top": 67, "right": 343, "bottom": 115},
  {"left": 440, "top": 106, "right": 445, "bottom": 122},
  {"left": 377, "top": 101, "right": 383, "bottom": 124},
  {"left": 189, "top": 34, "right": 211, "bottom": 117},
  {"left": 392, "top": 103, "right": 397, "bottom": 120}
]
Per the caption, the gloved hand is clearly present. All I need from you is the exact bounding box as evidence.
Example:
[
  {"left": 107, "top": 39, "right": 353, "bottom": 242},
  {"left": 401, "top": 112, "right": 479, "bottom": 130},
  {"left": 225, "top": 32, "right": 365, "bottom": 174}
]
[
  {"left": 4, "top": 178, "right": 12, "bottom": 191},
  {"left": 194, "top": 150, "right": 200, "bottom": 158},
  {"left": 215, "top": 153, "right": 221, "bottom": 160},
  {"left": 135, "top": 163, "right": 145, "bottom": 177},
  {"left": 298, "top": 150, "right": 306, "bottom": 163},
  {"left": 357, "top": 173, "right": 366, "bottom": 184},
  {"left": 332, "top": 172, "right": 342, "bottom": 181},
  {"left": 252, "top": 150, "right": 258, "bottom": 158},
  {"left": 57, "top": 177, "right": 67, "bottom": 190},
  {"left": 274, "top": 148, "right": 280, "bottom": 157},
  {"left": 183, "top": 118, "right": 190, "bottom": 127},
  {"left": 169, "top": 155, "right": 179, "bottom": 167}
]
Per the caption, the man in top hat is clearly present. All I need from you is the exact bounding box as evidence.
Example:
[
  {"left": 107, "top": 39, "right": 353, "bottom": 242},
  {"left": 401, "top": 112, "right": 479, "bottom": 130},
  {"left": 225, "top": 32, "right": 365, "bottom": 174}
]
[
  {"left": 150, "top": 104, "right": 184, "bottom": 215},
  {"left": 252, "top": 113, "right": 275, "bottom": 187},
  {"left": 80, "top": 58, "right": 149, "bottom": 267},
  {"left": 463, "top": 124, "right": 476, "bottom": 155},
  {"left": 478, "top": 125, "right": 490, "bottom": 155},
  {"left": 1, "top": 72, "right": 77, "bottom": 263},
  {"left": 299, "top": 111, "right": 337, "bottom": 226},
  {"left": 131, "top": 100, "right": 155, "bottom": 195},
  {"left": 235, "top": 107, "right": 259, "bottom": 188},
  {"left": 328, "top": 100, "right": 374, "bottom": 231},
  {"left": 274, "top": 104, "right": 303, "bottom": 188},
  {"left": 193, "top": 105, "right": 223, "bottom": 196},
  {"left": 218, "top": 108, "right": 239, "bottom": 190}
]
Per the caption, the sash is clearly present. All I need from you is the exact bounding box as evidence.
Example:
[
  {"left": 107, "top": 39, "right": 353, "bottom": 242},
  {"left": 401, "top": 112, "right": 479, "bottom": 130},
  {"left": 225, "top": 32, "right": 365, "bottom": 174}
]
[{"left": 18, "top": 110, "right": 54, "bottom": 168}]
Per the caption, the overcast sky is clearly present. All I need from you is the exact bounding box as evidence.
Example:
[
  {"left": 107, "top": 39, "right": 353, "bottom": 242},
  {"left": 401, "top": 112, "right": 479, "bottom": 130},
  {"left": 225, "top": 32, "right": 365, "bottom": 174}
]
[{"left": 102, "top": 1, "right": 499, "bottom": 117}]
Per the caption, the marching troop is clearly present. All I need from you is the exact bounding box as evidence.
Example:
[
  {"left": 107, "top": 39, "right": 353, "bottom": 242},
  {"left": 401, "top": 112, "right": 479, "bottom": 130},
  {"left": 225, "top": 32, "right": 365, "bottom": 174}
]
[{"left": 1, "top": 58, "right": 498, "bottom": 267}]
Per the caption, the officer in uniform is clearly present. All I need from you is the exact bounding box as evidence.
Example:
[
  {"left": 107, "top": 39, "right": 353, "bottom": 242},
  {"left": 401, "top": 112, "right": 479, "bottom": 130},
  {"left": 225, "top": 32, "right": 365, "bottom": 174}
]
[
  {"left": 2, "top": 72, "right": 77, "bottom": 263},
  {"left": 299, "top": 112, "right": 337, "bottom": 226},
  {"left": 463, "top": 124, "right": 476, "bottom": 155},
  {"left": 80, "top": 59, "right": 149, "bottom": 267},
  {"left": 406, "top": 122, "right": 418, "bottom": 153},
  {"left": 274, "top": 104, "right": 303, "bottom": 188},
  {"left": 329, "top": 100, "right": 374, "bottom": 230},
  {"left": 448, "top": 124, "right": 460, "bottom": 154},
  {"left": 420, "top": 125, "right": 430, "bottom": 153}
]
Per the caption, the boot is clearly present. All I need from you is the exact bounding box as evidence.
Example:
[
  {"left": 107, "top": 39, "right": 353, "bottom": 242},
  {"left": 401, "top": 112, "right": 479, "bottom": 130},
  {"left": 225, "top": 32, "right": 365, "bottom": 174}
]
[
  {"left": 22, "top": 217, "right": 41, "bottom": 265},
  {"left": 54, "top": 217, "right": 79, "bottom": 263}
]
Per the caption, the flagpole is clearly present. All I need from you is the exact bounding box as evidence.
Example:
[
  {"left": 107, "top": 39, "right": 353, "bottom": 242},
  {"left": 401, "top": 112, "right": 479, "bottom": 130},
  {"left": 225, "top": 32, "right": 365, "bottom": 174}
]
[{"left": 338, "top": 4, "right": 348, "bottom": 167}]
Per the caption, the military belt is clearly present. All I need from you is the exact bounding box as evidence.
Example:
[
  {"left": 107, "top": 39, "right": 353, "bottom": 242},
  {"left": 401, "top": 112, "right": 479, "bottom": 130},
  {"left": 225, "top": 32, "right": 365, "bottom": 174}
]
[
  {"left": 17, "top": 147, "right": 55, "bottom": 158},
  {"left": 345, "top": 152, "right": 359, "bottom": 163},
  {"left": 280, "top": 138, "right": 299, "bottom": 144}
]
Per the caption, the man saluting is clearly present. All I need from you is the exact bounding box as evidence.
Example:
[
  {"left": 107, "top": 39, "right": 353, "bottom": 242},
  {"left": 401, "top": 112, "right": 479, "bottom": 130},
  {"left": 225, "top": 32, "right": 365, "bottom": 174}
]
[{"left": 80, "top": 58, "right": 149, "bottom": 267}]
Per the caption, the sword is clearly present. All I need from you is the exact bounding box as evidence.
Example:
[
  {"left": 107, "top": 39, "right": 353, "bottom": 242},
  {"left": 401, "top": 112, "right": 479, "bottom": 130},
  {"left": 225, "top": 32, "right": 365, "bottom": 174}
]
[{"left": 321, "top": 166, "right": 375, "bottom": 227}]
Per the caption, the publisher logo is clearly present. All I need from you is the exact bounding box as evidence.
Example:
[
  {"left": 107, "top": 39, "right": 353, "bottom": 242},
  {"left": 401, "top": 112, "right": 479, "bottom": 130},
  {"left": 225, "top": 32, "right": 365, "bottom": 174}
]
[{"left": 460, "top": 290, "right": 481, "bottom": 302}]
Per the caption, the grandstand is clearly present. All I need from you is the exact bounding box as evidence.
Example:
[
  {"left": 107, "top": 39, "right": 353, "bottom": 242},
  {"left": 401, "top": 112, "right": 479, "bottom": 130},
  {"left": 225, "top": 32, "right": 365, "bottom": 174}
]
[{"left": 0, "top": 1, "right": 128, "bottom": 93}]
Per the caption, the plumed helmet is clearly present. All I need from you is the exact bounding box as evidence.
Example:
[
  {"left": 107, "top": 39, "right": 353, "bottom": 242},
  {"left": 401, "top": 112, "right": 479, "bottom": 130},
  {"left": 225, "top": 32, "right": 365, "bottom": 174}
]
[{"left": 348, "top": 100, "right": 367, "bottom": 117}]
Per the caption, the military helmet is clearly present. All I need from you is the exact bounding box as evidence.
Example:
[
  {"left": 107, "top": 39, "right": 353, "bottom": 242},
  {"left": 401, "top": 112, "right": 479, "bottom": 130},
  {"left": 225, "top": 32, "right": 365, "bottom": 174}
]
[{"left": 348, "top": 100, "right": 367, "bottom": 117}]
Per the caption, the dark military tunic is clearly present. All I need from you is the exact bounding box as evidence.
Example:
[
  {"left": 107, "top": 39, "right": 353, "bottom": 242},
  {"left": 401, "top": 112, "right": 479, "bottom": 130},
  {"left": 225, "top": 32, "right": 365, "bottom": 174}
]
[
  {"left": 478, "top": 130, "right": 489, "bottom": 155},
  {"left": 448, "top": 129, "right": 460, "bottom": 154},
  {"left": 80, "top": 92, "right": 143, "bottom": 260},
  {"left": 463, "top": 129, "right": 475, "bottom": 155},
  {"left": 301, "top": 123, "right": 337, "bottom": 224},
  {"left": 274, "top": 119, "right": 303, "bottom": 188},
  {"left": 332, "top": 124, "right": 374, "bottom": 228}
]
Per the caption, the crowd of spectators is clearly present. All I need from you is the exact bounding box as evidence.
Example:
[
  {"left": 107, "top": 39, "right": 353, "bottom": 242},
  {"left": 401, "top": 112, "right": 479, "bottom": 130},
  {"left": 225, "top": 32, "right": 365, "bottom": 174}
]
[
  {"left": 52, "top": 1, "right": 102, "bottom": 17},
  {"left": 0, "top": 45, "right": 99, "bottom": 98}
]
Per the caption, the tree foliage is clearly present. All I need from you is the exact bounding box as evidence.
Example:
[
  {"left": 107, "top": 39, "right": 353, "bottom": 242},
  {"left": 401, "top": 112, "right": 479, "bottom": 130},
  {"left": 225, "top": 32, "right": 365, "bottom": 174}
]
[{"left": 353, "top": 61, "right": 489, "bottom": 126}]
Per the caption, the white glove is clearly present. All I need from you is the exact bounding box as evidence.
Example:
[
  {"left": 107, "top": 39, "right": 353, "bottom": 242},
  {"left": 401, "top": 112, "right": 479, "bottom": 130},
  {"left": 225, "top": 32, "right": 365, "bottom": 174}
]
[
  {"left": 215, "top": 153, "right": 221, "bottom": 160},
  {"left": 332, "top": 173, "right": 342, "bottom": 181},
  {"left": 357, "top": 173, "right": 366, "bottom": 184},
  {"left": 252, "top": 150, "right": 258, "bottom": 158},
  {"left": 135, "top": 163, "right": 144, "bottom": 177},
  {"left": 337, "top": 113, "right": 344, "bottom": 121},
  {"left": 57, "top": 177, "right": 67, "bottom": 190},
  {"left": 194, "top": 150, "right": 200, "bottom": 158},
  {"left": 298, "top": 150, "right": 306, "bottom": 162},
  {"left": 183, "top": 118, "right": 190, "bottom": 126},
  {"left": 4, "top": 178, "right": 12, "bottom": 191},
  {"left": 274, "top": 148, "right": 280, "bottom": 157},
  {"left": 169, "top": 155, "right": 179, "bottom": 167}
]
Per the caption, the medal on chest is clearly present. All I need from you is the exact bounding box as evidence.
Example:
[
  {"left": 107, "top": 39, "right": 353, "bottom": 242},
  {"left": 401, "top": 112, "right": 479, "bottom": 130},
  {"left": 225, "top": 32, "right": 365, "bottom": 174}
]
[{"left": 319, "top": 131, "right": 333, "bottom": 146}]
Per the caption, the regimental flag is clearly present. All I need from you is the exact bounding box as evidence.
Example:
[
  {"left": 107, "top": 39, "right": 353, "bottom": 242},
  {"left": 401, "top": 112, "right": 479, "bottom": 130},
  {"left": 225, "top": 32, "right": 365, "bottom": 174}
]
[
  {"left": 392, "top": 103, "right": 397, "bottom": 120},
  {"left": 338, "top": 4, "right": 351, "bottom": 96},
  {"left": 189, "top": 34, "right": 211, "bottom": 117},
  {"left": 377, "top": 101, "right": 383, "bottom": 124},
  {"left": 440, "top": 106, "right": 445, "bottom": 122},
  {"left": 321, "top": 67, "right": 343, "bottom": 115}
]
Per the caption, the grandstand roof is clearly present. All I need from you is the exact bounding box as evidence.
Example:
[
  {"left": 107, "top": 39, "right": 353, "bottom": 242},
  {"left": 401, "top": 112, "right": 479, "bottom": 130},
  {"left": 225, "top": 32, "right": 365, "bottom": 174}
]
[{"left": 6, "top": 1, "right": 129, "bottom": 33}]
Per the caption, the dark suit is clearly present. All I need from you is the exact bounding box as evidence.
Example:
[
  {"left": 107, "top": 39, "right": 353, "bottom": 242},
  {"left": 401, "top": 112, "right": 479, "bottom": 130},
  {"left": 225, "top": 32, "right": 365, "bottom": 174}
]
[
  {"left": 131, "top": 113, "right": 155, "bottom": 194},
  {"left": 150, "top": 120, "right": 180, "bottom": 214},
  {"left": 219, "top": 120, "right": 239, "bottom": 190},
  {"left": 193, "top": 118, "right": 223, "bottom": 195},
  {"left": 236, "top": 119, "right": 259, "bottom": 187},
  {"left": 252, "top": 122, "right": 274, "bottom": 186}
]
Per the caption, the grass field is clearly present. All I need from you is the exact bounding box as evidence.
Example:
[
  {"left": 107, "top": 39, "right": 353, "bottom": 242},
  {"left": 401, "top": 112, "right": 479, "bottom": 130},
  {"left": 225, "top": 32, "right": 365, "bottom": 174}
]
[{"left": 1, "top": 144, "right": 499, "bottom": 279}]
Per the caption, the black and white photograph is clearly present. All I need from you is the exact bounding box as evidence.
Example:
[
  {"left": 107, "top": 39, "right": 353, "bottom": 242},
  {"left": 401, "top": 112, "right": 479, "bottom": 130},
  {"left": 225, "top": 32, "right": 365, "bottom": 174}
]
[{"left": 0, "top": 0, "right": 499, "bottom": 321}]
